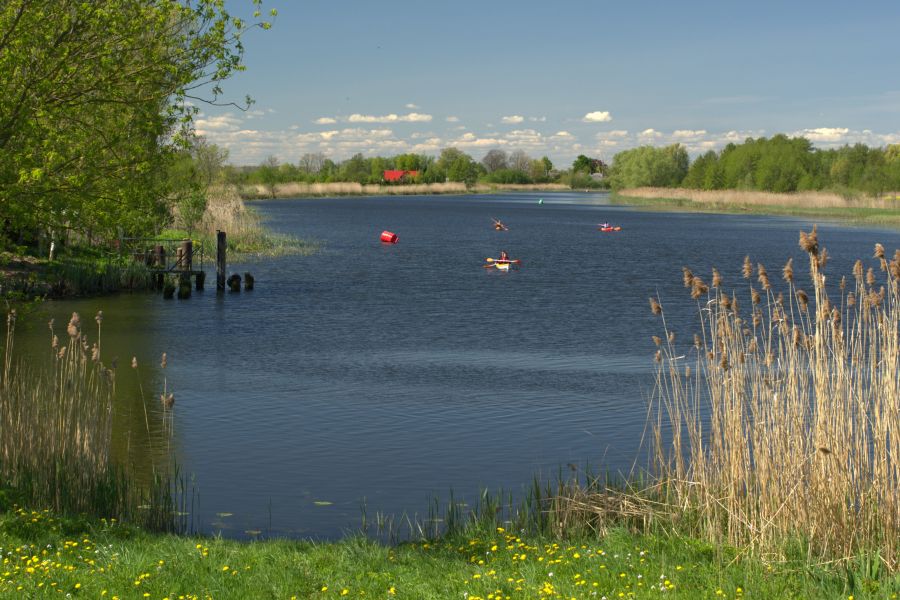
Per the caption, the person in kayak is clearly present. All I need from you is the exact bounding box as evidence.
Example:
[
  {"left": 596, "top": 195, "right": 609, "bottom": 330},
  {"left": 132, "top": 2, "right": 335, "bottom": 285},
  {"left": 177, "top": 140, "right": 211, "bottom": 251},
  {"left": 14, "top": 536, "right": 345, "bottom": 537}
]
[
  {"left": 499, "top": 250, "right": 510, "bottom": 261},
  {"left": 493, "top": 218, "right": 508, "bottom": 231},
  {"left": 600, "top": 222, "right": 610, "bottom": 228}
]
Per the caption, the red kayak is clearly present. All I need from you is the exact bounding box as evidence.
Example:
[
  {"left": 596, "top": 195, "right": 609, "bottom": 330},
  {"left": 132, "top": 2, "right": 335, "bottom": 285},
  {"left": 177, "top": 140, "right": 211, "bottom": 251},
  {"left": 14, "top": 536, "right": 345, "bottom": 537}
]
[{"left": 599, "top": 226, "right": 622, "bottom": 232}]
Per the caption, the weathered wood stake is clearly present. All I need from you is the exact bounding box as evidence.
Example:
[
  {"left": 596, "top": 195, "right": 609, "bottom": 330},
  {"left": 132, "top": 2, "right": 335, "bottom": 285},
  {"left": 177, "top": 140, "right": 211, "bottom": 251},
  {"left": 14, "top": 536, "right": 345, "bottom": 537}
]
[{"left": 216, "top": 230, "right": 226, "bottom": 291}]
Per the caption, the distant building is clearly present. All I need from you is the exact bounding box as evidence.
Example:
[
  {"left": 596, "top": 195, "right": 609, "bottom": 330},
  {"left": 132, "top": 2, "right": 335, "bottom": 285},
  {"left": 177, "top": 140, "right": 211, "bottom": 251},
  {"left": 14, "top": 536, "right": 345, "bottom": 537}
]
[{"left": 383, "top": 170, "right": 419, "bottom": 183}]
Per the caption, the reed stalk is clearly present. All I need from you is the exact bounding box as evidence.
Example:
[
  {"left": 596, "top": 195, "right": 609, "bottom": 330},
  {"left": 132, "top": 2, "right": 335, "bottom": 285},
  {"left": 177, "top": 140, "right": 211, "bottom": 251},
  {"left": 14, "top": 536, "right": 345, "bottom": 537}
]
[
  {"left": 649, "top": 227, "right": 900, "bottom": 570},
  {"left": 0, "top": 311, "right": 178, "bottom": 528}
]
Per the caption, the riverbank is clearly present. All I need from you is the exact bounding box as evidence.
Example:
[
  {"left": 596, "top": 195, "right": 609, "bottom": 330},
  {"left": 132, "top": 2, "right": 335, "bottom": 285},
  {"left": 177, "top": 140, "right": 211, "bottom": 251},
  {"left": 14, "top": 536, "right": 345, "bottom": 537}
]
[
  {"left": 238, "top": 181, "right": 571, "bottom": 200},
  {"left": 0, "top": 501, "right": 884, "bottom": 599},
  {"left": 613, "top": 187, "right": 900, "bottom": 228}
]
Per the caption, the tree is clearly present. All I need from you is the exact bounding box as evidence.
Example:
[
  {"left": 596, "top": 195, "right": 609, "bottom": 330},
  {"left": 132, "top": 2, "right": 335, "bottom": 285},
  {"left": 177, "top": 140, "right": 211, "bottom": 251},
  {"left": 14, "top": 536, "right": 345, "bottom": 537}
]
[
  {"left": 0, "top": 0, "right": 275, "bottom": 248},
  {"left": 257, "top": 156, "right": 281, "bottom": 198},
  {"left": 299, "top": 152, "right": 326, "bottom": 175},
  {"left": 481, "top": 149, "right": 509, "bottom": 173},
  {"left": 607, "top": 145, "right": 689, "bottom": 190},
  {"left": 509, "top": 150, "right": 531, "bottom": 173},
  {"left": 192, "top": 138, "right": 229, "bottom": 190}
]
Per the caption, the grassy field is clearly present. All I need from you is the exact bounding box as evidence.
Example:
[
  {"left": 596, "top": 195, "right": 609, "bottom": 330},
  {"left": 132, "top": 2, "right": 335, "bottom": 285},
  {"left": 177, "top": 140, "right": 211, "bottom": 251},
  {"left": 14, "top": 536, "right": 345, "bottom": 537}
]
[
  {"left": 613, "top": 188, "right": 900, "bottom": 228},
  {"left": 2, "top": 500, "right": 896, "bottom": 600}
]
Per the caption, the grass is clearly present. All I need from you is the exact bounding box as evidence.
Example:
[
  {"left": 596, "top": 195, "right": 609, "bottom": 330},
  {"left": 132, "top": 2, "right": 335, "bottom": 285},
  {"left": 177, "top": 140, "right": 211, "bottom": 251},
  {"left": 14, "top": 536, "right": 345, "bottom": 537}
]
[
  {"left": 647, "top": 226, "right": 900, "bottom": 572},
  {"left": 3, "top": 500, "right": 897, "bottom": 599},
  {"left": 612, "top": 188, "right": 900, "bottom": 228}
]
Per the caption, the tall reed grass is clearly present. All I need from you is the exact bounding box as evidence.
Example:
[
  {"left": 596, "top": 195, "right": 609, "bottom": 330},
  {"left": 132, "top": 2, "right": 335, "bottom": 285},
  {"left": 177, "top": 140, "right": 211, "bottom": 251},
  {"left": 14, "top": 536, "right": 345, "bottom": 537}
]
[
  {"left": 620, "top": 187, "right": 900, "bottom": 209},
  {"left": 238, "top": 181, "right": 569, "bottom": 200},
  {"left": 648, "top": 227, "right": 900, "bottom": 571},
  {"left": 198, "top": 186, "right": 318, "bottom": 257},
  {"left": 0, "top": 311, "right": 178, "bottom": 529}
]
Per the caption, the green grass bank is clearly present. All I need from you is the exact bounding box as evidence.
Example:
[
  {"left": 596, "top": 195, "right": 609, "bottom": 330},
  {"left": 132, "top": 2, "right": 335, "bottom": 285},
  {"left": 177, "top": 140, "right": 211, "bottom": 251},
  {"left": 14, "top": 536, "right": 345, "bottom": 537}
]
[{"left": 3, "top": 500, "right": 898, "bottom": 600}]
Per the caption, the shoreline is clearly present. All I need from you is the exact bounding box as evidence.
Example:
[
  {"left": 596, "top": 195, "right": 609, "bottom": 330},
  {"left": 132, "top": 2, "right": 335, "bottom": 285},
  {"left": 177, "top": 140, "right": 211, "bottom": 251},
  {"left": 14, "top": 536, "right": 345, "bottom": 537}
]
[
  {"left": 613, "top": 187, "right": 900, "bottom": 228},
  {"left": 238, "top": 181, "right": 575, "bottom": 200}
]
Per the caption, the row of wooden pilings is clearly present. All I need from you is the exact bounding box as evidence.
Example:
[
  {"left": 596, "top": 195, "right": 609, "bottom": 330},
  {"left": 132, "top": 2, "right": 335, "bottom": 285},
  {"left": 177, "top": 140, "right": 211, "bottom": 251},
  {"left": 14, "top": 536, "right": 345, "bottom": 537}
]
[{"left": 157, "top": 231, "right": 252, "bottom": 298}]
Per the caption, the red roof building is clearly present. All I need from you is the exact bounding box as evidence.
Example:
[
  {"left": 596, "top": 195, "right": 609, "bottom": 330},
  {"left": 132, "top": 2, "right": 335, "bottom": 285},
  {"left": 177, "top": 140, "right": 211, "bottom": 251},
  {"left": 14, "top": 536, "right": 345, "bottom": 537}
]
[{"left": 383, "top": 170, "right": 419, "bottom": 182}]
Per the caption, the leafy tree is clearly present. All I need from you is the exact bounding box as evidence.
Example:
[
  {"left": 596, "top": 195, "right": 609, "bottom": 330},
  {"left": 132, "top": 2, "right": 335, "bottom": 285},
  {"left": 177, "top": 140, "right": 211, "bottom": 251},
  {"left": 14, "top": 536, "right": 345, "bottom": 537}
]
[
  {"left": 607, "top": 145, "right": 688, "bottom": 190},
  {"left": 257, "top": 156, "right": 281, "bottom": 198},
  {"left": 0, "top": 0, "right": 275, "bottom": 249}
]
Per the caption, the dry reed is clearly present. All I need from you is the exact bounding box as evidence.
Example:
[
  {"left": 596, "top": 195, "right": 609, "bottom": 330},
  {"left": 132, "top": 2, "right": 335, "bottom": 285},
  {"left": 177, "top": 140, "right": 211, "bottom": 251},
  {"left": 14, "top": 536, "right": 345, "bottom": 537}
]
[
  {"left": 649, "top": 228, "right": 900, "bottom": 571},
  {"left": 1, "top": 311, "right": 177, "bottom": 526},
  {"left": 621, "top": 187, "right": 900, "bottom": 209},
  {"left": 239, "top": 181, "right": 569, "bottom": 199}
]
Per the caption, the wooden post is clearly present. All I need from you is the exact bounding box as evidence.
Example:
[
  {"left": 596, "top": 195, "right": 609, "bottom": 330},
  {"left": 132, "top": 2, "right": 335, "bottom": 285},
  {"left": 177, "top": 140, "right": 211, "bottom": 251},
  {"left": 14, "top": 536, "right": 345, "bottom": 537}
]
[
  {"left": 216, "top": 230, "right": 226, "bottom": 291},
  {"left": 179, "top": 239, "right": 193, "bottom": 271}
]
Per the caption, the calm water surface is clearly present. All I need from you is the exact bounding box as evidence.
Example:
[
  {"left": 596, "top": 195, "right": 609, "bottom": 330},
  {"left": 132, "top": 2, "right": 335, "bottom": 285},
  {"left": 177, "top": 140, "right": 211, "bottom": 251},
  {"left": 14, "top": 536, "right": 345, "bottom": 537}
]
[{"left": 17, "top": 192, "right": 900, "bottom": 538}]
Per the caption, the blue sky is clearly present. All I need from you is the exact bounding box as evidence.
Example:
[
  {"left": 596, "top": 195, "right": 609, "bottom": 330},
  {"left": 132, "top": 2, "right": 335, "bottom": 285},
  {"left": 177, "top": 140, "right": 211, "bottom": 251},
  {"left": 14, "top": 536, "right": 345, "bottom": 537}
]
[{"left": 196, "top": 0, "right": 900, "bottom": 167}]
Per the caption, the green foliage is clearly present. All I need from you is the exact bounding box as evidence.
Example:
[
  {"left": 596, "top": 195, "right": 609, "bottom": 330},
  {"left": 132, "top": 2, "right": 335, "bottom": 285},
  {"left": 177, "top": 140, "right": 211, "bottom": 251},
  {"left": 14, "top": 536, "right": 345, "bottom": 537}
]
[
  {"left": 0, "top": 0, "right": 274, "bottom": 249},
  {"left": 607, "top": 145, "right": 689, "bottom": 190}
]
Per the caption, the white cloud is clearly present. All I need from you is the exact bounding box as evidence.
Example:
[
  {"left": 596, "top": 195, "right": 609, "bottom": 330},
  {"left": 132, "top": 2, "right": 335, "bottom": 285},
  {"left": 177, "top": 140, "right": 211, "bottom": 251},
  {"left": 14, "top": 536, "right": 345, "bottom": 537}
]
[
  {"left": 446, "top": 116, "right": 460, "bottom": 122},
  {"left": 529, "top": 116, "right": 547, "bottom": 122},
  {"left": 314, "top": 117, "right": 337, "bottom": 124},
  {"left": 554, "top": 131, "right": 573, "bottom": 137},
  {"left": 672, "top": 129, "right": 708, "bottom": 140},
  {"left": 596, "top": 130, "right": 628, "bottom": 140},
  {"left": 792, "top": 127, "right": 849, "bottom": 142},
  {"left": 638, "top": 128, "right": 663, "bottom": 140},
  {"left": 347, "top": 112, "right": 432, "bottom": 123},
  {"left": 194, "top": 114, "right": 243, "bottom": 132},
  {"left": 501, "top": 115, "right": 525, "bottom": 124},
  {"left": 405, "top": 103, "right": 420, "bottom": 109},
  {"left": 583, "top": 111, "right": 612, "bottom": 123},
  {"left": 319, "top": 130, "right": 340, "bottom": 140}
]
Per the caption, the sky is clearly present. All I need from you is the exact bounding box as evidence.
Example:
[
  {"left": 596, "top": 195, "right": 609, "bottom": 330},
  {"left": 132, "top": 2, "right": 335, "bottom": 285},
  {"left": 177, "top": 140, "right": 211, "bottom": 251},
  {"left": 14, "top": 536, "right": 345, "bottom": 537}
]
[{"left": 195, "top": 0, "right": 900, "bottom": 168}]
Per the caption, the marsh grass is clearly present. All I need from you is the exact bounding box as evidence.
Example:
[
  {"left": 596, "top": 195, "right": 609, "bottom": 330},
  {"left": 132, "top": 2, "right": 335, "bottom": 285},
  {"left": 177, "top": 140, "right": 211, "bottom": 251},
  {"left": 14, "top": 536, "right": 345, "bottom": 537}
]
[
  {"left": 0, "top": 311, "right": 178, "bottom": 530},
  {"left": 47, "top": 258, "right": 156, "bottom": 296},
  {"left": 238, "top": 181, "right": 569, "bottom": 199},
  {"left": 647, "top": 226, "right": 900, "bottom": 571},
  {"left": 614, "top": 187, "right": 900, "bottom": 228},
  {"left": 198, "top": 186, "right": 319, "bottom": 258}
]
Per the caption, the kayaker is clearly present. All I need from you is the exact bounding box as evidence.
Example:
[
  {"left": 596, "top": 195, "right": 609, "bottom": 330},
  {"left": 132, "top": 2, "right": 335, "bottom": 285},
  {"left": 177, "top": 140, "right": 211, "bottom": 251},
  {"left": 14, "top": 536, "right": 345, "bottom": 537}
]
[
  {"left": 600, "top": 222, "right": 610, "bottom": 229},
  {"left": 499, "top": 250, "right": 510, "bottom": 261}
]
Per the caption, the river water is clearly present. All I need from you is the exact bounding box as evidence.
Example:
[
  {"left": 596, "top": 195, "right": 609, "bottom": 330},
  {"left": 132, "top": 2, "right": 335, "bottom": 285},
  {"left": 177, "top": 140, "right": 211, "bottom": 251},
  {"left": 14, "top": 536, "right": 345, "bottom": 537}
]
[{"left": 13, "top": 191, "right": 900, "bottom": 538}]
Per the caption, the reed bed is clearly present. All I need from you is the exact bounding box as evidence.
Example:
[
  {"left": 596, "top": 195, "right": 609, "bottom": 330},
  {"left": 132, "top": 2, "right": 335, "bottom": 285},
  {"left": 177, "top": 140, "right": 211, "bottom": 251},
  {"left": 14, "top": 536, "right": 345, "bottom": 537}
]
[
  {"left": 0, "top": 311, "right": 177, "bottom": 529},
  {"left": 620, "top": 186, "right": 900, "bottom": 209},
  {"left": 647, "top": 227, "right": 900, "bottom": 571},
  {"left": 239, "top": 181, "right": 569, "bottom": 199},
  {"left": 198, "top": 186, "right": 318, "bottom": 256}
]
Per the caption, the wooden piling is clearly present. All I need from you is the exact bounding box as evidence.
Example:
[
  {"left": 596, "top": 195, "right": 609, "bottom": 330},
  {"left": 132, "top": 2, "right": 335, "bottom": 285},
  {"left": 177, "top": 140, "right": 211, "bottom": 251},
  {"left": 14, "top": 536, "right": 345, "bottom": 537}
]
[
  {"left": 216, "top": 230, "right": 226, "bottom": 291},
  {"left": 179, "top": 239, "right": 193, "bottom": 271}
]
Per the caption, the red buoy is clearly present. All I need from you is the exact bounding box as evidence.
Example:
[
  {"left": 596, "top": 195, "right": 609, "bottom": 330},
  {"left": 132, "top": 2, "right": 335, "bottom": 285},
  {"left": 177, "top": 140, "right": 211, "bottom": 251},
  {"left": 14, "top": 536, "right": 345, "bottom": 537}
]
[{"left": 380, "top": 230, "right": 398, "bottom": 243}]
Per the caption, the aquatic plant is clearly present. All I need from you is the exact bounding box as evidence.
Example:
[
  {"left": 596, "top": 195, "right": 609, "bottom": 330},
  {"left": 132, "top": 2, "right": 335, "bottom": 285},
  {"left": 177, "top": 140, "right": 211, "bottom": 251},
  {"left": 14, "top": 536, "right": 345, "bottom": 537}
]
[
  {"left": 649, "top": 226, "right": 900, "bottom": 570},
  {"left": 0, "top": 311, "right": 178, "bottom": 529}
]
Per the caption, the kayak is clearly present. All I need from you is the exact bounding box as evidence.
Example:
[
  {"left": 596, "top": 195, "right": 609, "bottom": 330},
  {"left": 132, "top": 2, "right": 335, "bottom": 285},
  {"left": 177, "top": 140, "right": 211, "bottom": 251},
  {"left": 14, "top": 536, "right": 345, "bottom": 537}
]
[
  {"left": 599, "top": 226, "right": 622, "bottom": 232},
  {"left": 484, "top": 258, "right": 520, "bottom": 270}
]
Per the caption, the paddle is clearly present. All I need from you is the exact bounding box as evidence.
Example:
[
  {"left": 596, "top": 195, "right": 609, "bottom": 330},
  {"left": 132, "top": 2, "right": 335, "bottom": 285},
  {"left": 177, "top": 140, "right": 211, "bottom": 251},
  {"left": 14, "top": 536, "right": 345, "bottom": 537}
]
[{"left": 484, "top": 258, "right": 521, "bottom": 264}]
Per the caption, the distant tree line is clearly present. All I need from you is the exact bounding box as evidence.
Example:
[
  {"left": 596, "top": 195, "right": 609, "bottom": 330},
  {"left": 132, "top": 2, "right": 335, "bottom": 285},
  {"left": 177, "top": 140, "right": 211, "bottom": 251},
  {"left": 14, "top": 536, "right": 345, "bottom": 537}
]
[
  {"left": 606, "top": 135, "right": 900, "bottom": 196},
  {"left": 228, "top": 148, "right": 567, "bottom": 194}
]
